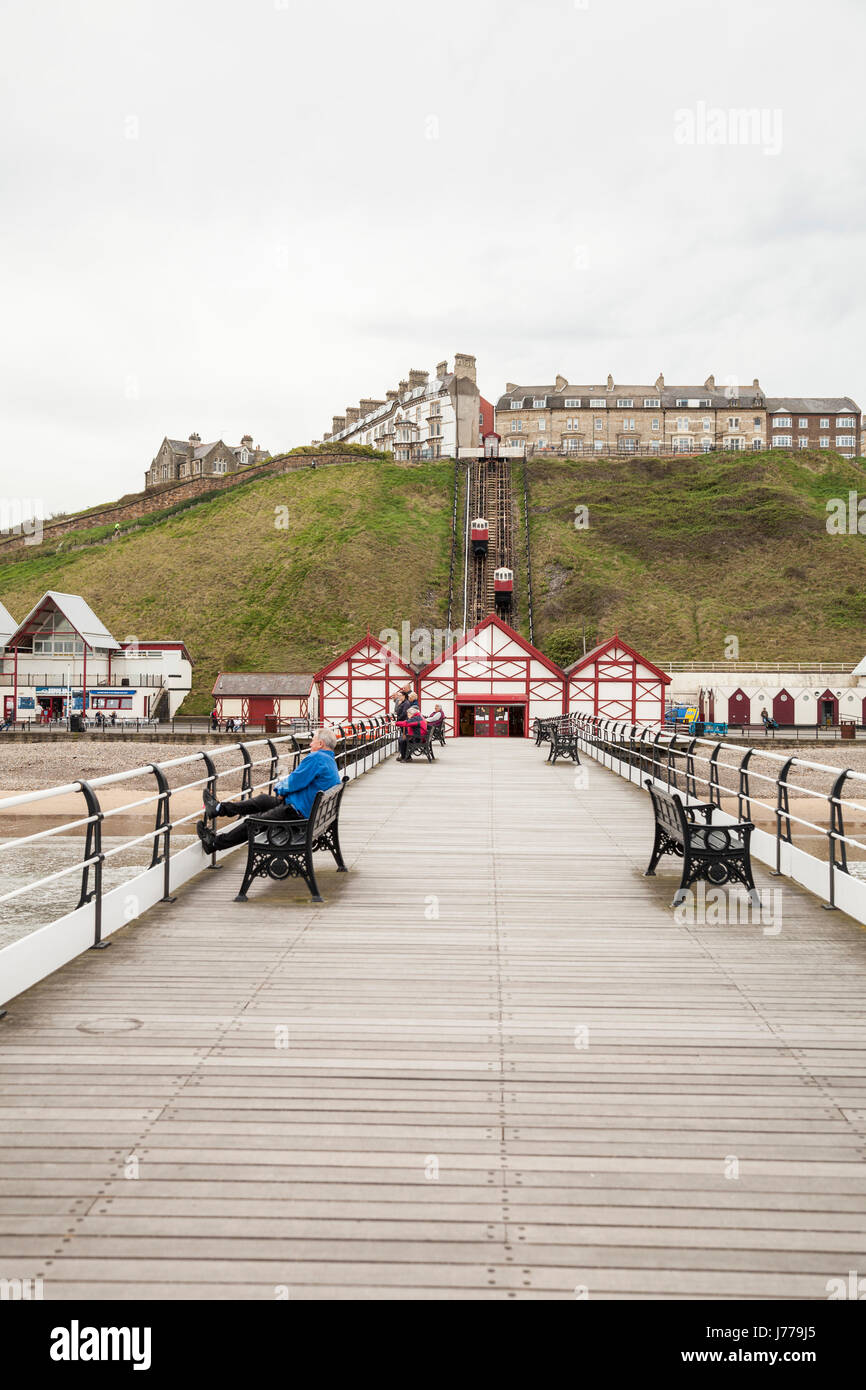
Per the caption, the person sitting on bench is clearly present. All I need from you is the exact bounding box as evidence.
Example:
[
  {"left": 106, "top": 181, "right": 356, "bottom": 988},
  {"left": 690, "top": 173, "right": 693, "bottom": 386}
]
[
  {"left": 426, "top": 704, "right": 445, "bottom": 728},
  {"left": 196, "top": 727, "right": 341, "bottom": 853},
  {"left": 396, "top": 701, "right": 427, "bottom": 760},
  {"left": 393, "top": 685, "right": 414, "bottom": 760}
]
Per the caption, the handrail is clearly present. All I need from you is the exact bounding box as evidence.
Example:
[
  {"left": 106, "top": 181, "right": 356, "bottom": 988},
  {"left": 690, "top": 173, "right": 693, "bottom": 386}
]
[
  {"left": 567, "top": 713, "right": 866, "bottom": 915},
  {"left": 0, "top": 718, "right": 399, "bottom": 955}
]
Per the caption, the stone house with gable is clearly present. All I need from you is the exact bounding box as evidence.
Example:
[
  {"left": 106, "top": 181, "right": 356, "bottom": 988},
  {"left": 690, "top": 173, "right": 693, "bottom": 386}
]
[{"left": 145, "top": 433, "right": 270, "bottom": 489}]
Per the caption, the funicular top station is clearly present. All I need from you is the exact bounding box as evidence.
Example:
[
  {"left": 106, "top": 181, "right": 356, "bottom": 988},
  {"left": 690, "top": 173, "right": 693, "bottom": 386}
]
[{"left": 1, "top": 620, "right": 866, "bottom": 1301}]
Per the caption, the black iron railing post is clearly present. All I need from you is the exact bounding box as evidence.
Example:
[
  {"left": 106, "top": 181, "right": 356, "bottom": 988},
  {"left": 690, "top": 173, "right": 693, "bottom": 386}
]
[
  {"left": 708, "top": 743, "right": 723, "bottom": 809},
  {"left": 824, "top": 768, "right": 852, "bottom": 911},
  {"left": 200, "top": 750, "right": 220, "bottom": 869},
  {"left": 149, "top": 761, "right": 176, "bottom": 903},
  {"left": 652, "top": 730, "right": 663, "bottom": 785},
  {"left": 772, "top": 755, "right": 796, "bottom": 876},
  {"left": 737, "top": 749, "right": 754, "bottom": 823},
  {"left": 685, "top": 738, "right": 697, "bottom": 800},
  {"left": 76, "top": 780, "right": 107, "bottom": 949},
  {"left": 628, "top": 726, "right": 638, "bottom": 782},
  {"left": 265, "top": 739, "right": 280, "bottom": 791},
  {"left": 239, "top": 744, "right": 253, "bottom": 799},
  {"left": 148, "top": 763, "right": 171, "bottom": 869}
]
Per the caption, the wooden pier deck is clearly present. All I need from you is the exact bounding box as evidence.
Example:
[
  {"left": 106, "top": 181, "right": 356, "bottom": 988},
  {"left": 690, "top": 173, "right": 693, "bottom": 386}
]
[{"left": 1, "top": 738, "right": 865, "bottom": 1300}]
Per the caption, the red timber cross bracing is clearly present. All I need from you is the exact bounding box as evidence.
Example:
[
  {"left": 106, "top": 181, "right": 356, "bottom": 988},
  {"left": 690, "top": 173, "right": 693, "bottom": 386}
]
[
  {"left": 565, "top": 635, "right": 670, "bottom": 727},
  {"left": 314, "top": 632, "right": 416, "bottom": 727},
  {"left": 417, "top": 615, "right": 566, "bottom": 738}
]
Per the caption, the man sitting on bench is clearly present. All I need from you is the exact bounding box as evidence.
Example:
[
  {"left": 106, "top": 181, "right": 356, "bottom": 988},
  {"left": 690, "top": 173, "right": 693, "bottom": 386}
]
[{"left": 196, "top": 727, "right": 341, "bottom": 853}]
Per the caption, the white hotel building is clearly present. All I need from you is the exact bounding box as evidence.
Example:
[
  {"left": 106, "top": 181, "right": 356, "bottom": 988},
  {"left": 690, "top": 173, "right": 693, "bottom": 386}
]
[
  {"left": 323, "top": 354, "right": 484, "bottom": 461},
  {"left": 0, "top": 591, "right": 192, "bottom": 724}
]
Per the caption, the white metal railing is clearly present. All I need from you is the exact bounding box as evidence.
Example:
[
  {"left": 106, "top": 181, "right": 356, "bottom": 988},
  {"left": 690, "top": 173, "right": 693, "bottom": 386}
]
[
  {"left": 0, "top": 717, "right": 398, "bottom": 1009},
  {"left": 566, "top": 713, "right": 866, "bottom": 922},
  {"left": 660, "top": 661, "right": 857, "bottom": 673}
]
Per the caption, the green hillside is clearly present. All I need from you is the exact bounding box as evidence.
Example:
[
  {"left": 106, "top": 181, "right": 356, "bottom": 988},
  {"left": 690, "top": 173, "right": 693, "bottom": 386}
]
[
  {"left": 0, "top": 460, "right": 456, "bottom": 711},
  {"left": 2, "top": 447, "right": 864, "bottom": 713},
  {"left": 524, "top": 448, "right": 866, "bottom": 668}
]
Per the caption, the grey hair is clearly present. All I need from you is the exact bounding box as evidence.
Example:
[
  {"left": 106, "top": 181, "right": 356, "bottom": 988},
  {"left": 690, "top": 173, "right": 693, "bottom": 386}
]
[{"left": 316, "top": 727, "right": 337, "bottom": 750}]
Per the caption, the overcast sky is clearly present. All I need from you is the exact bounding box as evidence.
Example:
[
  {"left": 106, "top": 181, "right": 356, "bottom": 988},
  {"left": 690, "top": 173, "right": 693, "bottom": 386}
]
[{"left": 2, "top": 0, "right": 864, "bottom": 513}]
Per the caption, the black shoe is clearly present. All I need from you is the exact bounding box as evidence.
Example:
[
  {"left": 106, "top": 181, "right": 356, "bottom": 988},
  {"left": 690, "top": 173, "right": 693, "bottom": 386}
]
[
  {"left": 203, "top": 788, "right": 219, "bottom": 818},
  {"left": 196, "top": 820, "right": 216, "bottom": 854}
]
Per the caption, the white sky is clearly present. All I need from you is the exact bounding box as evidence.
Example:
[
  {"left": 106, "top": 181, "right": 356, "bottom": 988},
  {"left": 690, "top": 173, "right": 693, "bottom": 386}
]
[{"left": 1, "top": 0, "right": 864, "bottom": 512}]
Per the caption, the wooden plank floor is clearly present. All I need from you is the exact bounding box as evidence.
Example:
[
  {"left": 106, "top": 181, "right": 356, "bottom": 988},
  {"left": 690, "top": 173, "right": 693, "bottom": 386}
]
[{"left": 1, "top": 738, "right": 865, "bottom": 1300}]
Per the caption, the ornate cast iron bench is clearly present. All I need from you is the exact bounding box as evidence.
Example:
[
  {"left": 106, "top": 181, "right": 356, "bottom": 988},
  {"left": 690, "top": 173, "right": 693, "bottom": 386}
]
[
  {"left": 547, "top": 722, "right": 581, "bottom": 765},
  {"left": 404, "top": 726, "right": 436, "bottom": 762},
  {"left": 644, "top": 779, "right": 757, "bottom": 908},
  {"left": 235, "top": 782, "right": 347, "bottom": 905},
  {"left": 533, "top": 718, "right": 554, "bottom": 747},
  {"left": 429, "top": 721, "right": 446, "bottom": 748}
]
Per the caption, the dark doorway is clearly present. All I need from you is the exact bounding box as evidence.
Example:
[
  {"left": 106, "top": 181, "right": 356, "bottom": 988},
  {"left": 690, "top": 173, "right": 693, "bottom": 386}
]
[
  {"left": 458, "top": 703, "right": 526, "bottom": 737},
  {"left": 818, "top": 690, "right": 839, "bottom": 727},
  {"left": 508, "top": 706, "right": 525, "bottom": 737}
]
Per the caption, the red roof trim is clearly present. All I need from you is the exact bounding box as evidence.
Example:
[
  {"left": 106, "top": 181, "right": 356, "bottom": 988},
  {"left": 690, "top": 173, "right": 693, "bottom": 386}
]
[
  {"left": 417, "top": 614, "right": 566, "bottom": 679},
  {"left": 313, "top": 631, "right": 416, "bottom": 681},
  {"left": 565, "top": 634, "right": 671, "bottom": 685}
]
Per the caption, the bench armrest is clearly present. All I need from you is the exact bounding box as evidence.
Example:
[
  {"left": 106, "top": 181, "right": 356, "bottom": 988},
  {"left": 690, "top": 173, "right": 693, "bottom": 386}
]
[
  {"left": 683, "top": 802, "right": 716, "bottom": 823},
  {"left": 686, "top": 819, "right": 755, "bottom": 839}
]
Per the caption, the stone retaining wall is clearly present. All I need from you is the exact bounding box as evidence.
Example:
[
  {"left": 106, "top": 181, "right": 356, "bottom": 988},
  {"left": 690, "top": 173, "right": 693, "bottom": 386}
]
[{"left": 0, "top": 452, "right": 371, "bottom": 555}]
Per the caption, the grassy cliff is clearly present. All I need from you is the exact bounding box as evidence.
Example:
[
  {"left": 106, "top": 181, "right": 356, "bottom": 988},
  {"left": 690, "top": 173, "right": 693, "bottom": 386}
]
[
  {"left": 0, "top": 460, "right": 455, "bottom": 711},
  {"left": 523, "top": 449, "right": 866, "bottom": 668},
  {"left": 3, "top": 447, "right": 864, "bottom": 711}
]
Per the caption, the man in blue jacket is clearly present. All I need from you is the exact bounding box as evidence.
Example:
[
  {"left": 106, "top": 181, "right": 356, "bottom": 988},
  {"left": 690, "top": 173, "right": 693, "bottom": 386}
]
[{"left": 196, "top": 727, "right": 341, "bottom": 853}]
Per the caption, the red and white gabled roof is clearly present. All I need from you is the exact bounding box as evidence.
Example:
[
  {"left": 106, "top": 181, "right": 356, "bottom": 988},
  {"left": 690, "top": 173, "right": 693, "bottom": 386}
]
[
  {"left": 418, "top": 615, "right": 565, "bottom": 679},
  {"left": 314, "top": 631, "right": 416, "bottom": 683},
  {"left": 564, "top": 634, "right": 671, "bottom": 685}
]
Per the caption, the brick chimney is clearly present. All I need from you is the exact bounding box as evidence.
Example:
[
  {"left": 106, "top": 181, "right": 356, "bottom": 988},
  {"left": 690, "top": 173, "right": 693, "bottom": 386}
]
[
  {"left": 655, "top": 373, "right": 665, "bottom": 391},
  {"left": 453, "top": 353, "right": 476, "bottom": 383},
  {"left": 398, "top": 380, "right": 409, "bottom": 395},
  {"left": 505, "top": 382, "right": 518, "bottom": 393},
  {"left": 189, "top": 432, "right": 201, "bottom": 445},
  {"left": 240, "top": 433, "right": 253, "bottom": 448},
  {"left": 436, "top": 360, "right": 448, "bottom": 378},
  {"left": 409, "top": 369, "right": 429, "bottom": 389},
  {"left": 606, "top": 374, "right": 614, "bottom": 391},
  {"left": 359, "top": 398, "right": 385, "bottom": 415},
  {"left": 555, "top": 375, "right": 568, "bottom": 392},
  {"left": 704, "top": 375, "right": 715, "bottom": 390},
  {"left": 332, "top": 415, "right": 346, "bottom": 434},
  {"left": 345, "top": 407, "right": 360, "bottom": 427},
  {"left": 385, "top": 390, "right": 399, "bottom": 402}
]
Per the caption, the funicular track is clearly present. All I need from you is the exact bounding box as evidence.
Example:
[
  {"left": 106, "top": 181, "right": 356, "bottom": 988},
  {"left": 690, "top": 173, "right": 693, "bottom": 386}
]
[{"left": 466, "top": 454, "right": 514, "bottom": 628}]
